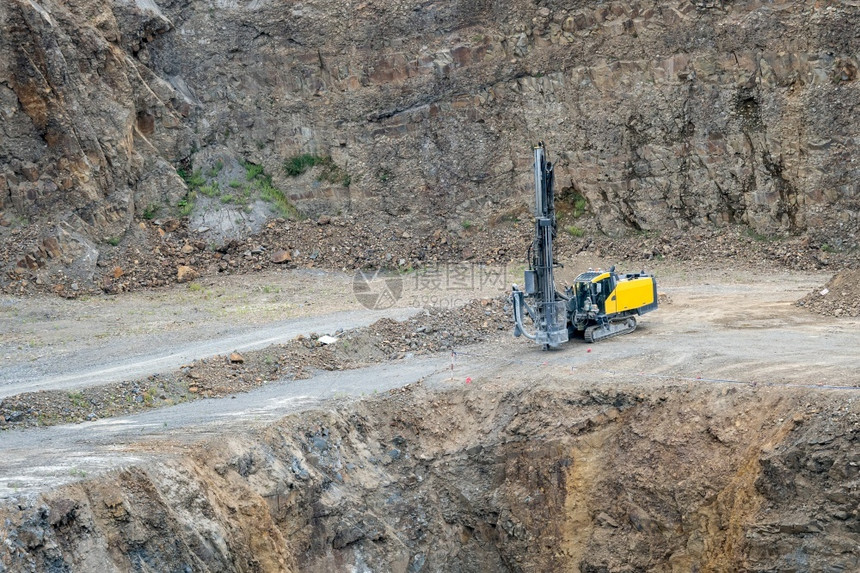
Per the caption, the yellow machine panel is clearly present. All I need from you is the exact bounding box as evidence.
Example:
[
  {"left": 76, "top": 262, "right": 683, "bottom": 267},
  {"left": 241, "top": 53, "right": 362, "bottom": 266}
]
[{"left": 604, "top": 277, "right": 656, "bottom": 315}]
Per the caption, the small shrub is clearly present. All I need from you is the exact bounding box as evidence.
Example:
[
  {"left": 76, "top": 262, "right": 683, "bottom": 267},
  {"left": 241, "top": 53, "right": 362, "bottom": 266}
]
[
  {"left": 745, "top": 228, "right": 774, "bottom": 242},
  {"left": 106, "top": 237, "right": 121, "bottom": 246},
  {"left": 461, "top": 220, "right": 473, "bottom": 230},
  {"left": 179, "top": 169, "right": 205, "bottom": 188},
  {"left": 143, "top": 204, "right": 160, "bottom": 220},
  {"left": 178, "top": 193, "right": 196, "bottom": 217},
  {"left": 244, "top": 162, "right": 264, "bottom": 180},
  {"left": 565, "top": 225, "right": 585, "bottom": 237},
  {"left": 284, "top": 154, "right": 323, "bottom": 176}
]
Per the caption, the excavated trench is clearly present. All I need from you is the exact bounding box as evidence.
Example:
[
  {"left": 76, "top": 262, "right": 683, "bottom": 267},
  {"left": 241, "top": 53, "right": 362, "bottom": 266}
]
[{"left": 1, "top": 380, "right": 858, "bottom": 572}]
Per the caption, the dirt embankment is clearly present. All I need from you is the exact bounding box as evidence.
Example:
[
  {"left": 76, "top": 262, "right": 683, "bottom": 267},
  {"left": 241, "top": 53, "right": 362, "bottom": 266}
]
[{"left": 1, "top": 380, "right": 857, "bottom": 572}]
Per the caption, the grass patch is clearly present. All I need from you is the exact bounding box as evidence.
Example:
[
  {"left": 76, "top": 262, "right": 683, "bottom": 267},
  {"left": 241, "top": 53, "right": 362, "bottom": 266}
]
[
  {"left": 178, "top": 168, "right": 206, "bottom": 188},
  {"left": 557, "top": 190, "right": 588, "bottom": 219},
  {"left": 68, "top": 392, "right": 87, "bottom": 408},
  {"left": 260, "top": 177, "right": 302, "bottom": 218},
  {"left": 571, "top": 193, "right": 588, "bottom": 218},
  {"left": 178, "top": 194, "right": 195, "bottom": 217},
  {"left": 199, "top": 182, "right": 221, "bottom": 198},
  {"left": 243, "top": 161, "right": 303, "bottom": 219},
  {"left": 175, "top": 159, "right": 303, "bottom": 218},
  {"left": 245, "top": 162, "right": 264, "bottom": 180},
  {"left": 106, "top": 236, "right": 121, "bottom": 246},
  {"left": 565, "top": 225, "right": 585, "bottom": 237},
  {"left": 461, "top": 220, "right": 473, "bottom": 230}
]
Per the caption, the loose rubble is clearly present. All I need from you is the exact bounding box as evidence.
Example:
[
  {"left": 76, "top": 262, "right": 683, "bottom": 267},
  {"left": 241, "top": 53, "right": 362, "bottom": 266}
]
[
  {"left": 3, "top": 216, "right": 857, "bottom": 297},
  {"left": 0, "top": 298, "right": 508, "bottom": 430},
  {"left": 796, "top": 269, "right": 860, "bottom": 317}
]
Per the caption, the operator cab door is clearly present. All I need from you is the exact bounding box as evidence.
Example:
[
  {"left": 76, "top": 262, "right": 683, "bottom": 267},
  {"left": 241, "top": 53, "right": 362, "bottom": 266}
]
[{"left": 600, "top": 274, "right": 618, "bottom": 315}]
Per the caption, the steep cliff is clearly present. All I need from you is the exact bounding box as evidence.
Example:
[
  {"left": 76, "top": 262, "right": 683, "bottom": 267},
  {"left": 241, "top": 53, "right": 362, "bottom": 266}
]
[
  {"left": 1, "top": 0, "right": 858, "bottom": 282},
  {"left": 2, "top": 382, "right": 858, "bottom": 571}
]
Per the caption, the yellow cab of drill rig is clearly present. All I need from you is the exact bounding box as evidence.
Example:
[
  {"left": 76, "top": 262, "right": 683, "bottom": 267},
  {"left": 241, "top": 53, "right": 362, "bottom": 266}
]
[{"left": 565, "top": 266, "right": 658, "bottom": 343}]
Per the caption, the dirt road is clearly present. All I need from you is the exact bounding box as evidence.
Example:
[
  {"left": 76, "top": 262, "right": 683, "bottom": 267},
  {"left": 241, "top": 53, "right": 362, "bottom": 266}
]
[{"left": 1, "top": 264, "right": 858, "bottom": 499}]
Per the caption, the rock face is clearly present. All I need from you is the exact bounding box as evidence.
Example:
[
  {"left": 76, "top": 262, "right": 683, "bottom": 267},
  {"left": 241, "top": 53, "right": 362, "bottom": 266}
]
[
  {"left": 1, "top": 382, "right": 857, "bottom": 571},
  {"left": 1, "top": 0, "right": 859, "bottom": 273}
]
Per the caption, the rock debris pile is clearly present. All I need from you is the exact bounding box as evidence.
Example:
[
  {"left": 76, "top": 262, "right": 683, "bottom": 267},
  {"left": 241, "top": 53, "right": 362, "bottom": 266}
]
[
  {"left": 797, "top": 269, "right": 860, "bottom": 317},
  {"left": 4, "top": 216, "right": 857, "bottom": 297},
  {"left": 0, "top": 298, "right": 508, "bottom": 430}
]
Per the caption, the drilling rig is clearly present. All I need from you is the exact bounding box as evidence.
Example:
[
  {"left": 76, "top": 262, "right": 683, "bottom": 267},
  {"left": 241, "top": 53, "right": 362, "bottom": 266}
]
[{"left": 511, "top": 143, "right": 658, "bottom": 349}]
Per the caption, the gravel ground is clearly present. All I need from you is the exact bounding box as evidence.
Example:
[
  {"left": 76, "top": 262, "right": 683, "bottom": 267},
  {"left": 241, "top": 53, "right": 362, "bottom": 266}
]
[{"left": 0, "top": 298, "right": 508, "bottom": 429}]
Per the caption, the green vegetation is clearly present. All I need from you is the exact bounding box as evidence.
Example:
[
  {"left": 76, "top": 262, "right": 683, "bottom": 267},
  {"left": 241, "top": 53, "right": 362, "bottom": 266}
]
[
  {"left": 68, "top": 392, "right": 87, "bottom": 408},
  {"left": 178, "top": 197, "right": 194, "bottom": 217},
  {"left": 570, "top": 192, "right": 588, "bottom": 218},
  {"left": 143, "top": 387, "right": 158, "bottom": 405},
  {"left": 245, "top": 162, "right": 264, "bottom": 180},
  {"left": 461, "top": 220, "right": 473, "bottom": 230},
  {"left": 260, "top": 177, "right": 301, "bottom": 218},
  {"left": 284, "top": 153, "right": 323, "bottom": 176},
  {"left": 821, "top": 243, "right": 836, "bottom": 253},
  {"left": 142, "top": 204, "right": 160, "bottom": 220},
  {"left": 284, "top": 153, "right": 351, "bottom": 186},
  {"left": 208, "top": 159, "right": 224, "bottom": 177},
  {"left": 199, "top": 182, "right": 220, "bottom": 197},
  {"left": 246, "top": 161, "right": 303, "bottom": 219},
  {"left": 175, "top": 158, "right": 303, "bottom": 219},
  {"left": 178, "top": 168, "right": 205, "bottom": 188},
  {"left": 565, "top": 225, "right": 585, "bottom": 237},
  {"left": 106, "top": 236, "right": 121, "bottom": 246}
]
